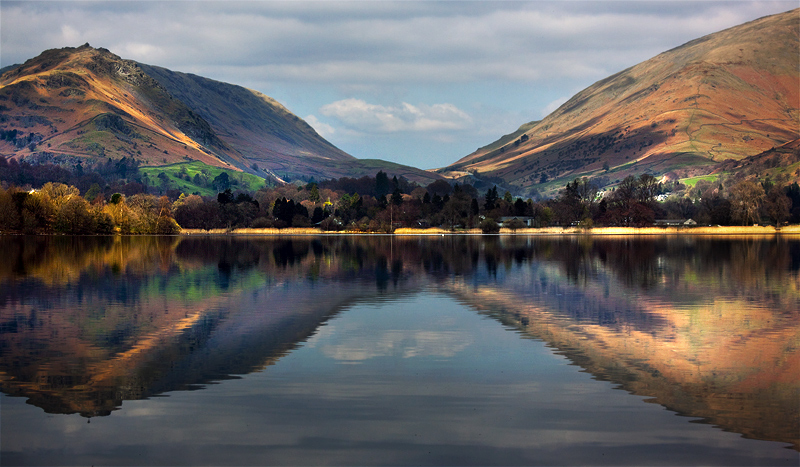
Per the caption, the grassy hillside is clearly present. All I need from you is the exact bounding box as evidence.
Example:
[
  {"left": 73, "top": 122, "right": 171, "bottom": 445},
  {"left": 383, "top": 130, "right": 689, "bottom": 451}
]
[{"left": 139, "top": 161, "right": 266, "bottom": 196}]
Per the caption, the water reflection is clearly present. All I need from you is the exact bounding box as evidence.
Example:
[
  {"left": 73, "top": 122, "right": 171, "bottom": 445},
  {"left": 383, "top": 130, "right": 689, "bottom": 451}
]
[{"left": 0, "top": 235, "right": 798, "bottom": 453}]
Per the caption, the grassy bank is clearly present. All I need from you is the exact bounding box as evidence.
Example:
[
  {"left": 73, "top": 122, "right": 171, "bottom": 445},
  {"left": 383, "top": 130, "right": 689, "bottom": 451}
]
[{"left": 180, "top": 225, "right": 800, "bottom": 236}]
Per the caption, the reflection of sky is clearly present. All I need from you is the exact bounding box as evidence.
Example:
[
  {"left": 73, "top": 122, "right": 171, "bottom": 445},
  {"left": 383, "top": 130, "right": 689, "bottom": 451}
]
[
  {"left": 315, "top": 328, "right": 471, "bottom": 362},
  {"left": 309, "top": 295, "right": 473, "bottom": 363},
  {"left": 2, "top": 290, "right": 795, "bottom": 466}
]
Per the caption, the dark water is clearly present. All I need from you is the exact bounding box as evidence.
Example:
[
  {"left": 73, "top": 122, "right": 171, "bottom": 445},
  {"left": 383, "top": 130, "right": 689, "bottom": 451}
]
[{"left": 0, "top": 235, "right": 798, "bottom": 466}]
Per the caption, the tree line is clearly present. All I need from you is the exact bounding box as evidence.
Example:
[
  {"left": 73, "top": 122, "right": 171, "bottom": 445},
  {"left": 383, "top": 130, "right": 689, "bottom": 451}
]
[
  {"left": 0, "top": 183, "right": 179, "bottom": 234},
  {"left": 549, "top": 174, "right": 798, "bottom": 228},
  {"left": 1, "top": 157, "right": 798, "bottom": 235}
]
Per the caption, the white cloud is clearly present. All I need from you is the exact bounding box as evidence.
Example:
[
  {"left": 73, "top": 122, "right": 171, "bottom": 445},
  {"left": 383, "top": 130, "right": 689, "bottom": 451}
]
[
  {"left": 60, "top": 25, "right": 81, "bottom": 44},
  {"left": 304, "top": 115, "right": 336, "bottom": 138},
  {"left": 541, "top": 96, "right": 569, "bottom": 118},
  {"left": 6, "top": 1, "right": 793, "bottom": 85},
  {"left": 320, "top": 98, "right": 472, "bottom": 134},
  {"left": 319, "top": 329, "right": 472, "bottom": 363},
  {"left": 119, "top": 42, "right": 167, "bottom": 63}
]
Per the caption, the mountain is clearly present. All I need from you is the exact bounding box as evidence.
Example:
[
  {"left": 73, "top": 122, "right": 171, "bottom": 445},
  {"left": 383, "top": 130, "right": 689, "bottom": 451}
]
[
  {"left": 0, "top": 44, "right": 441, "bottom": 185},
  {"left": 439, "top": 9, "right": 799, "bottom": 196}
]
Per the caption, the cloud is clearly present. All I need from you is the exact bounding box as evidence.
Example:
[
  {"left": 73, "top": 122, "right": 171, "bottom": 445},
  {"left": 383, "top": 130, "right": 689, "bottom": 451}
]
[
  {"left": 4, "top": 1, "right": 793, "bottom": 85},
  {"left": 304, "top": 114, "right": 336, "bottom": 138},
  {"left": 60, "top": 25, "right": 81, "bottom": 44},
  {"left": 118, "top": 42, "right": 167, "bottom": 63},
  {"left": 320, "top": 98, "right": 473, "bottom": 134},
  {"left": 318, "top": 329, "right": 472, "bottom": 363},
  {"left": 541, "top": 96, "right": 570, "bottom": 118}
]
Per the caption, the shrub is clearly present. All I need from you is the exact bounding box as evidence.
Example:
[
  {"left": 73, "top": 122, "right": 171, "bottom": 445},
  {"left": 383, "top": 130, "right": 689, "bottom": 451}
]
[
  {"left": 251, "top": 216, "right": 273, "bottom": 228},
  {"left": 505, "top": 218, "right": 526, "bottom": 232},
  {"left": 320, "top": 216, "right": 342, "bottom": 231},
  {"left": 480, "top": 218, "right": 500, "bottom": 234}
]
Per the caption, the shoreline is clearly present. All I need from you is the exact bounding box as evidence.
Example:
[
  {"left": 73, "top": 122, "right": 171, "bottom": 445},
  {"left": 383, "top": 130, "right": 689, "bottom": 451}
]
[{"left": 179, "top": 225, "right": 800, "bottom": 236}]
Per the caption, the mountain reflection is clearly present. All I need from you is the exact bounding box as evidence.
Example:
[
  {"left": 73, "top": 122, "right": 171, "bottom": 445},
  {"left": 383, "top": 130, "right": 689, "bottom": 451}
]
[{"left": 0, "top": 235, "right": 797, "bottom": 449}]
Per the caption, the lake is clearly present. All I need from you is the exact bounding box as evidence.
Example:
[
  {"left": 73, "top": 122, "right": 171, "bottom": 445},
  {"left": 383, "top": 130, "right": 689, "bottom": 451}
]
[{"left": 0, "top": 234, "right": 798, "bottom": 466}]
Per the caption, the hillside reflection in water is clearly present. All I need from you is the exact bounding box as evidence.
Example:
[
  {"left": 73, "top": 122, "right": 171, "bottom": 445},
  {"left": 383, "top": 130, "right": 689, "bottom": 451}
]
[{"left": 0, "top": 235, "right": 797, "bottom": 465}]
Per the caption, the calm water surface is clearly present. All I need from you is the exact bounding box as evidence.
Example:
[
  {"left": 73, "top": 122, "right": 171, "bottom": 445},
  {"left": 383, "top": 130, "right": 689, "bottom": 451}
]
[{"left": 0, "top": 235, "right": 798, "bottom": 465}]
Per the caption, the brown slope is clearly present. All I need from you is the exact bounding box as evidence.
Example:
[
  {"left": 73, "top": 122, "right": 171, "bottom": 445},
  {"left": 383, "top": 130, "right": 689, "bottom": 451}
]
[
  {"left": 139, "top": 64, "right": 441, "bottom": 184},
  {"left": 136, "top": 64, "right": 352, "bottom": 182},
  {"left": 137, "top": 64, "right": 443, "bottom": 184},
  {"left": 0, "top": 45, "right": 443, "bottom": 185},
  {"left": 0, "top": 44, "right": 244, "bottom": 170},
  {"left": 441, "top": 9, "right": 800, "bottom": 195},
  {"left": 137, "top": 64, "right": 352, "bottom": 162}
]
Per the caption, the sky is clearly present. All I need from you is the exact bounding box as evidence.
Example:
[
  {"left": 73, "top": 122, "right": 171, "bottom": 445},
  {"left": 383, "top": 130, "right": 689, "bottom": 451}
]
[{"left": 1, "top": 1, "right": 796, "bottom": 169}]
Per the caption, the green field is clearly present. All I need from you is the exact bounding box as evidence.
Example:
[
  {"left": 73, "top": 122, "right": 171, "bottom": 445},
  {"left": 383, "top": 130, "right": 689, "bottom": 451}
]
[
  {"left": 680, "top": 174, "right": 721, "bottom": 187},
  {"left": 139, "top": 161, "right": 266, "bottom": 196}
]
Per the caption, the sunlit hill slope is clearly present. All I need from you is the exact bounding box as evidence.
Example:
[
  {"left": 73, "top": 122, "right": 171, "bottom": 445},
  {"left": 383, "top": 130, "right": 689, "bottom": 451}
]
[
  {"left": 0, "top": 44, "right": 441, "bottom": 185},
  {"left": 440, "top": 9, "right": 799, "bottom": 195}
]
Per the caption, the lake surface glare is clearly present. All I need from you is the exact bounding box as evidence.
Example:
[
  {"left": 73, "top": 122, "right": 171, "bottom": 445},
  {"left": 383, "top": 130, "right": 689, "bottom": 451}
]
[{"left": 0, "top": 235, "right": 798, "bottom": 465}]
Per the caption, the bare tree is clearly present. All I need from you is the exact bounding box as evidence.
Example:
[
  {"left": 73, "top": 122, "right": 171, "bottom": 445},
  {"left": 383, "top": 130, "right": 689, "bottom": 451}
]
[
  {"left": 636, "top": 174, "right": 660, "bottom": 205},
  {"left": 763, "top": 185, "right": 791, "bottom": 226},
  {"left": 729, "top": 180, "right": 764, "bottom": 225}
]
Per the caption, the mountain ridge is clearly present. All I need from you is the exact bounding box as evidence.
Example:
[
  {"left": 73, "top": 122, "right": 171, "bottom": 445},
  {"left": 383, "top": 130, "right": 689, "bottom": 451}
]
[
  {"left": 0, "top": 44, "right": 441, "bottom": 186},
  {"left": 440, "top": 9, "right": 799, "bottom": 196}
]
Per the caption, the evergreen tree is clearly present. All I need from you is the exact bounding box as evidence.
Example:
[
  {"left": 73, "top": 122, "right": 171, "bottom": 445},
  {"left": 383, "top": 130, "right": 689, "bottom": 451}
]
[
  {"left": 375, "top": 171, "right": 391, "bottom": 198},
  {"left": 484, "top": 186, "right": 498, "bottom": 211},
  {"left": 391, "top": 188, "right": 403, "bottom": 206}
]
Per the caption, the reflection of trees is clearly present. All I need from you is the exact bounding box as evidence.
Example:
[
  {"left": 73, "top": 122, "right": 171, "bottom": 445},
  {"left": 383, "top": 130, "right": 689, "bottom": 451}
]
[
  {"left": 0, "top": 236, "right": 182, "bottom": 313},
  {"left": 0, "top": 235, "right": 179, "bottom": 282},
  {"left": 1, "top": 234, "right": 798, "bottom": 429},
  {"left": 3, "top": 235, "right": 798, "bottom": 305},
  {"left": 3, "top": 235, "right": 798, "bottom": 303},
  {"left": 538, "top": 237, "right": 799, "bottom": 303}
]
